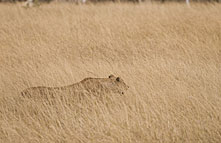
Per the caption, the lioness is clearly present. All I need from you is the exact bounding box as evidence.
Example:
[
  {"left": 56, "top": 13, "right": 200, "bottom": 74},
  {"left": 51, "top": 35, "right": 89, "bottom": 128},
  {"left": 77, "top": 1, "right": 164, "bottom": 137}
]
[{"left": 21, "top": 75, "right": 129, "bottom": 98}]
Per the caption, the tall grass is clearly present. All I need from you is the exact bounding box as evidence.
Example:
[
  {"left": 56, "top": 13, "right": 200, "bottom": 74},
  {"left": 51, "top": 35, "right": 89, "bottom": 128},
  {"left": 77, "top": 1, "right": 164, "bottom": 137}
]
[{"left": 0, "top": 2, "right": 220, "bottom": 142}]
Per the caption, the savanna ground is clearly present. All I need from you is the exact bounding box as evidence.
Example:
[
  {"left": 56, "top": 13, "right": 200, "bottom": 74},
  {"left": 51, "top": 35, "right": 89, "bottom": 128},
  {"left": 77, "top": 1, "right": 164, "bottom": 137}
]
[{"left": 0, "top": 2, "right": 221, "bottom": 143}]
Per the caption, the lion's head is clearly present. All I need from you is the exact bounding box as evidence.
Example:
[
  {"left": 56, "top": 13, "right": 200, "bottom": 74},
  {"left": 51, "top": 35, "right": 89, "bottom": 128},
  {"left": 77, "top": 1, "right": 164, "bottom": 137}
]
[
  {"left": 80, "top": 74, "right": 129, "bottom": 95},
  {"left": 105, "top": 74, "right": 129, "bottom": 95}
]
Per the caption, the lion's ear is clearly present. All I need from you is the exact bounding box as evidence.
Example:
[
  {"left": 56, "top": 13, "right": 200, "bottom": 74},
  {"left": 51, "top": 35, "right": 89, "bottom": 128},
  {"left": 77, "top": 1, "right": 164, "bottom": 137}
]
[
  {"left": 109, "top": 74, "right": 115, "bottom": 79},
  {"left": 116, "top": 77, "right": 121, "bottom": 82}
]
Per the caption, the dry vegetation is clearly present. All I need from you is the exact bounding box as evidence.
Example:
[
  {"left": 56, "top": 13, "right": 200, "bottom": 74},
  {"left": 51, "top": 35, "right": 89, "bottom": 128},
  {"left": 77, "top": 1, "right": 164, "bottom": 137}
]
[{"left": 0, "top": 2, "right": 221, "bottom": 142}]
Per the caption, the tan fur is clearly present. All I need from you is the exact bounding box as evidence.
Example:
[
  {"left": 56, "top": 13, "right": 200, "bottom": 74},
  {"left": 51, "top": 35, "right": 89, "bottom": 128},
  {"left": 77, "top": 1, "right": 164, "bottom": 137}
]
[{"left": 21, "top": 75, "right": 129, "bottom": 98}]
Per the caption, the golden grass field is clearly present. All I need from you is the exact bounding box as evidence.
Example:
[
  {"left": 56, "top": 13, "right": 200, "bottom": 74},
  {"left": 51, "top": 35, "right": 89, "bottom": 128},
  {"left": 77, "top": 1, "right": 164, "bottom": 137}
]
[{"left": 0, "top": 2, "right": 221, "bottom": 142}]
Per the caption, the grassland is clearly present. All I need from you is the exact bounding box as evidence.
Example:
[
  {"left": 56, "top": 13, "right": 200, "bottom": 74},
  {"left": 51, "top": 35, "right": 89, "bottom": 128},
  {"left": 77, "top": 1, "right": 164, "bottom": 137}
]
[{"left": 0, "top": 2, "right": 221, "bottom": 143}]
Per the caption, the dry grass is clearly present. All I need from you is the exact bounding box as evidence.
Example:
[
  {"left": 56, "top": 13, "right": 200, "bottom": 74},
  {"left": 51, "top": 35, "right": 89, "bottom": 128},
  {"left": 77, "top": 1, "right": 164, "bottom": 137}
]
[{"left": 0, "top": 2, "right": 221, "bottom": 142}]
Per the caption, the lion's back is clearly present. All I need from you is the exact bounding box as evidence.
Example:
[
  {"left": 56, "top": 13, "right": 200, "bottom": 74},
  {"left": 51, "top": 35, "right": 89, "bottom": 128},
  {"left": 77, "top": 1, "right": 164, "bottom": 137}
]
[{"left": 21, "top": 86, "right": 63, "bottom": 98}]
